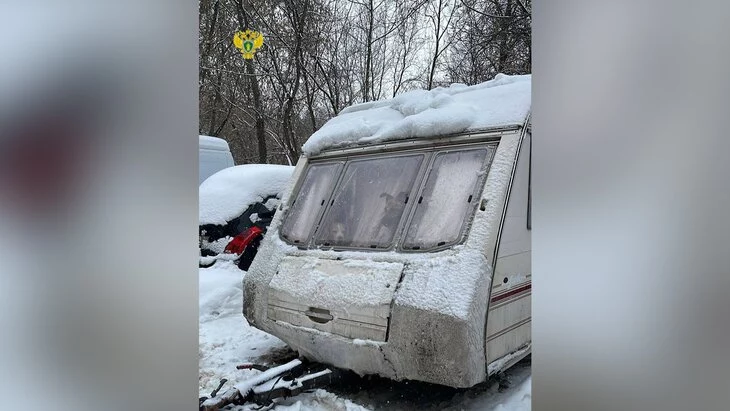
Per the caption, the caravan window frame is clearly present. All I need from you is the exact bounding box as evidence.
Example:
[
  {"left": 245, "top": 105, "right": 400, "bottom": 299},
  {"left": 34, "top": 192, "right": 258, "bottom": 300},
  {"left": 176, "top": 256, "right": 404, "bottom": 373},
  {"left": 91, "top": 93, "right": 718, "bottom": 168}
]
[
  {"left": 279, "top": 138, "right": 500, "bottom": 252},
  {"left": 400, "top": 146, "right": 496, "bottom": 252},
  {"left": 312, "top": 152, "right": 427, "bottom": 250},
  {"left": 279, "top": 161, "right": 345, "bottom": 245}
]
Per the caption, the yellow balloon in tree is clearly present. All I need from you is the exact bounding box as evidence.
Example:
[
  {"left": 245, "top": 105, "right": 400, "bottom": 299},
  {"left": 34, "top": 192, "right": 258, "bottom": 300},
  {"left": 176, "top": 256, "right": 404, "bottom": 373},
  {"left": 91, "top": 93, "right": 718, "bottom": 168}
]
[{"left": 233, "top": 30, "right": 264, "bottom": 59}]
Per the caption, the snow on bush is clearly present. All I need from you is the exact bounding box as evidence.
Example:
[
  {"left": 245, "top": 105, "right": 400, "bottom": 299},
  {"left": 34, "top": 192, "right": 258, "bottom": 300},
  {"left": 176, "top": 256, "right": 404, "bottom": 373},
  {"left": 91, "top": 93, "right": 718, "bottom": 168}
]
[
  {"left": 199, "top": 164, "right": 294, "bottom": 226},
  {"left": 302, "top": 74, "right": 531, "bottom": 155}
]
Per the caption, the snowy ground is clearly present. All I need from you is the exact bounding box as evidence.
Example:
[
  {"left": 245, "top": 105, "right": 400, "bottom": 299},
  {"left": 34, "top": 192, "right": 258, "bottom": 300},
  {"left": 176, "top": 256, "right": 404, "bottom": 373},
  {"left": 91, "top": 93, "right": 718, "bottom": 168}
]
[{"left": 199, "top": 262, "right": 531, "bottom": 410}]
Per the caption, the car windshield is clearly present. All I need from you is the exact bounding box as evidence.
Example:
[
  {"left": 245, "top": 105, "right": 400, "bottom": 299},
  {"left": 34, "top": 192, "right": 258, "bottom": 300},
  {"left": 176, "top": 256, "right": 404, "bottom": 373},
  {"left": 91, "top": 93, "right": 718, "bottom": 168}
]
[{"left": 314, "top": 154, "right": 424, "bottom": 249}]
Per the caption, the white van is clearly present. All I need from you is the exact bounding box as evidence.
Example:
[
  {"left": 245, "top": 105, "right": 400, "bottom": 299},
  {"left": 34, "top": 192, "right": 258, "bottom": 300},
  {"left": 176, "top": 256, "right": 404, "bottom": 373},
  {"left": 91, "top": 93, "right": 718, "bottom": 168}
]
[
  {"left": 243, "top": 74, "right": 531, "bottom": 388},
  {"left": 199, "top": 135, "right": 235, "bottom": 185}
]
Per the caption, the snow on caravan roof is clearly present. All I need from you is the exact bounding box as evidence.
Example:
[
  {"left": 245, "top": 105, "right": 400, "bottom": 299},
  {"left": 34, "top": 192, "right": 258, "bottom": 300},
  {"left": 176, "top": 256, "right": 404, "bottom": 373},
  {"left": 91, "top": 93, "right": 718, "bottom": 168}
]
[
  {"left": 302, "top": 73, "right": 531, "bottom": 155},
  {"left": 200, "top": 135, "right": 231, "bottom": 151},
  {"left": 199, "top": 164, "right": 294, "bottom": 226}
]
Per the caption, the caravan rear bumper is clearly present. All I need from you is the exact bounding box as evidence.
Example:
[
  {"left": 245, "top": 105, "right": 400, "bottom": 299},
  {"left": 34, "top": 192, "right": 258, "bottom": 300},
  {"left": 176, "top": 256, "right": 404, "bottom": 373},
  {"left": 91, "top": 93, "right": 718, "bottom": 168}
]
[
  {"left": 242, "top": 238, "right": 495, "bottom": 388},
  {"left": 248, "top": 293, "right": 488, "bottom": 388}
]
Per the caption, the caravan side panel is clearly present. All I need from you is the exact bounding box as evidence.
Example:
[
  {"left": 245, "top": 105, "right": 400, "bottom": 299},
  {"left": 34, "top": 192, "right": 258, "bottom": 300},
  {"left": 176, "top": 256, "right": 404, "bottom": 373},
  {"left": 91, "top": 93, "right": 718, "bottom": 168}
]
[{"left": 486, "top": 130, "right": 531, "bottom": 368}]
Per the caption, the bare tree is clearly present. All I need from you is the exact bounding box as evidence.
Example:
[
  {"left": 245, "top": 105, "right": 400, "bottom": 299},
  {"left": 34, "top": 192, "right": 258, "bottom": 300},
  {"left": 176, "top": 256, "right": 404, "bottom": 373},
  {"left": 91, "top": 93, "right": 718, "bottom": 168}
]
[
  {"left": 447, "top": 0, "right": 531, "bottom": 83},
  {"left": 425, "top": 0, "right": 459, "bottom": 89},
  {"left": 391, "top": 0, "right": 425, "bottom": 96},
  {"left": 234, "top": 0, "right": 268, "bottom": 163},
  {"left": 198, "top": 0, "right": 531, "bottom": 165}
]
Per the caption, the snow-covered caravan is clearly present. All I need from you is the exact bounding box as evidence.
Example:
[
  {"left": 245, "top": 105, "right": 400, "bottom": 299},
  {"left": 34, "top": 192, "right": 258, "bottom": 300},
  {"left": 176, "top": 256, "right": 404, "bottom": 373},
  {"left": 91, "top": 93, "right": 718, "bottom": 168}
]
[{"left": 243, "top": 74, "right": 531, "bottom": 388}]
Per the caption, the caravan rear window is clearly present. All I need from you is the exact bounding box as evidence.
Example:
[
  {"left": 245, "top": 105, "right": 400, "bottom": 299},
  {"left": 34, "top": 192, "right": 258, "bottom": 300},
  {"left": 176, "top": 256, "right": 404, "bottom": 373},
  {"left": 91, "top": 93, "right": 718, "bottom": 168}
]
[
  {"left": 314, "top": 155, "right": 424, "bottom": 249},
  {"left": 280, "top": 142, "right": 496, "bottom": 251},
  {"left": 402, "top": 148, "right": 490, "bottom": 250},
  {"left": 280, "top": 162, "right": 343, "bottom": 244}
]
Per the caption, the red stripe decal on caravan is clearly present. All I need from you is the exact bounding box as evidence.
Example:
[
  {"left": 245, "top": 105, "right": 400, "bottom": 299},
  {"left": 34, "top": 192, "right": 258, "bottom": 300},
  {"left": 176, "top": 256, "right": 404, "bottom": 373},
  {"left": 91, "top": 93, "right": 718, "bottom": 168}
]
[{"left": 490, "top": 283, "right": 531, "bottom": 304}]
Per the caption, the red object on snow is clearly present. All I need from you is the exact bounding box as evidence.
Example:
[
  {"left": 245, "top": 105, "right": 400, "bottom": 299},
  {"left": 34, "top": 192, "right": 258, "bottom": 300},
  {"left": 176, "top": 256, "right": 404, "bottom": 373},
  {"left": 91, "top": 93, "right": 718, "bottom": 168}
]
[{"left": 224, "top": 226, "right": 264, "bottom": 255}]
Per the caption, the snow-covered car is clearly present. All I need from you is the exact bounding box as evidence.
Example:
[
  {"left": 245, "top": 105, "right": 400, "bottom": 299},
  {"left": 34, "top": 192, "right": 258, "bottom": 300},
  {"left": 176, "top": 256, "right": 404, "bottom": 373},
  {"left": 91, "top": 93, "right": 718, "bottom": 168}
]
[
  {"left": 199, "top": 164, "right": 294, "bottom": 270},
  {"left": 244, "top": 74, "right": 531, "bottom": 388}
]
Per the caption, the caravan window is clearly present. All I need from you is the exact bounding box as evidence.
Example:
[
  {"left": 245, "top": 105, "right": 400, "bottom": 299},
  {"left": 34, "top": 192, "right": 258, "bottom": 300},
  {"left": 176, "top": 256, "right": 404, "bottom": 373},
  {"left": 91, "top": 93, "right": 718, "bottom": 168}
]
[
  {"left": 314, "top": 154, "right": 424, "bottom": 249},
  {"left": 403, "top": 148, "right": 491, "bottom": 250},
  {"left": 280, "top": 140, "right": 497, "bottom": 251},
  {"left": 280, "top": 162, "right": 343, "bottom": 244}
]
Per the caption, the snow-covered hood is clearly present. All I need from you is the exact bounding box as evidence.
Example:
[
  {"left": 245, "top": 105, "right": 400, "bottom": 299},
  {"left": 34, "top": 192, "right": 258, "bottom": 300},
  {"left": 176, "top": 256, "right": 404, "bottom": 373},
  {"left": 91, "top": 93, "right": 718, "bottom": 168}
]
[
  {"left": 302, "top": 74, "right": 531, "bottom": 155},
  {"left": 199, "top": 164, "right": 294, "bottom": 226}
]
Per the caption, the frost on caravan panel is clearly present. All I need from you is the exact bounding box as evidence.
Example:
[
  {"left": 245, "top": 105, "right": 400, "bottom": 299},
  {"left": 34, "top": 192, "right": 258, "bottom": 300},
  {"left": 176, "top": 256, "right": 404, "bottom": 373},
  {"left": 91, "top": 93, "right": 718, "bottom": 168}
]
[{"left": 243, "top": 74, "right": 531, "bottom": 388}]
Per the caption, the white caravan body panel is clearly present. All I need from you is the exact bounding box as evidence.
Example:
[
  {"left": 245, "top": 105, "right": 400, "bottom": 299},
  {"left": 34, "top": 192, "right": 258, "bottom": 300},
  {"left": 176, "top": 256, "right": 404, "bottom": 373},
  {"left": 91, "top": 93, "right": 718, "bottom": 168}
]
[{"left": 244, "top": 124, "right": 531, "bottom": 388}]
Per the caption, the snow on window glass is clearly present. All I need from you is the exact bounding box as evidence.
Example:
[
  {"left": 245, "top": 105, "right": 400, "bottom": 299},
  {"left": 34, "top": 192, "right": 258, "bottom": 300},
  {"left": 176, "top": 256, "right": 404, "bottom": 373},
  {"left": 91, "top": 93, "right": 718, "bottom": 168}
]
[
  {"left": 403, "top": 148, "right": 490, "bottom": 250},
  {"left": 315, "top": 155, "right": 424, "bottom": 249},
  {"left": 280, "top": 162, "right": 342, "bottom": 244}
]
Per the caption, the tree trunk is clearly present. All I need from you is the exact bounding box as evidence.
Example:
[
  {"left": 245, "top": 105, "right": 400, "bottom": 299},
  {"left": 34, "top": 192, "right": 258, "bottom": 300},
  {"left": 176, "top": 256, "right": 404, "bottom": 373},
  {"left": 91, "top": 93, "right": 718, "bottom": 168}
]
[
  {"left": 363, "top": 0, "right": 374, "bottom": 101},
  {"left": 237, "top": 0, "right": 268, "bottom": 163},
  {"left": 427, "top": 0, "right": 444, "bottom": 90},
  {"left": 245, "top": 59, "right": 267, "bottom": 163},
  {"left": 199, "top": 0, "right": 219, "bottom": 87},
  {"left": 207, "top": 70, "right": 223, "bottom": 135},
  {"left": 303, "top": 70, "right": 318, "bottom": 133}
]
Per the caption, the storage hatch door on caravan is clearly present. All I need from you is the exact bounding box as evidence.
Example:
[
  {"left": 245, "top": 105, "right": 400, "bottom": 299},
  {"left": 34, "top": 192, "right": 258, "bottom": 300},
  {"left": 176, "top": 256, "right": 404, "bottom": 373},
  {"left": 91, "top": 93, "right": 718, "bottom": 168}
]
[{"left": 267, "top": 256, "right": 404, "bottom": 342}]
